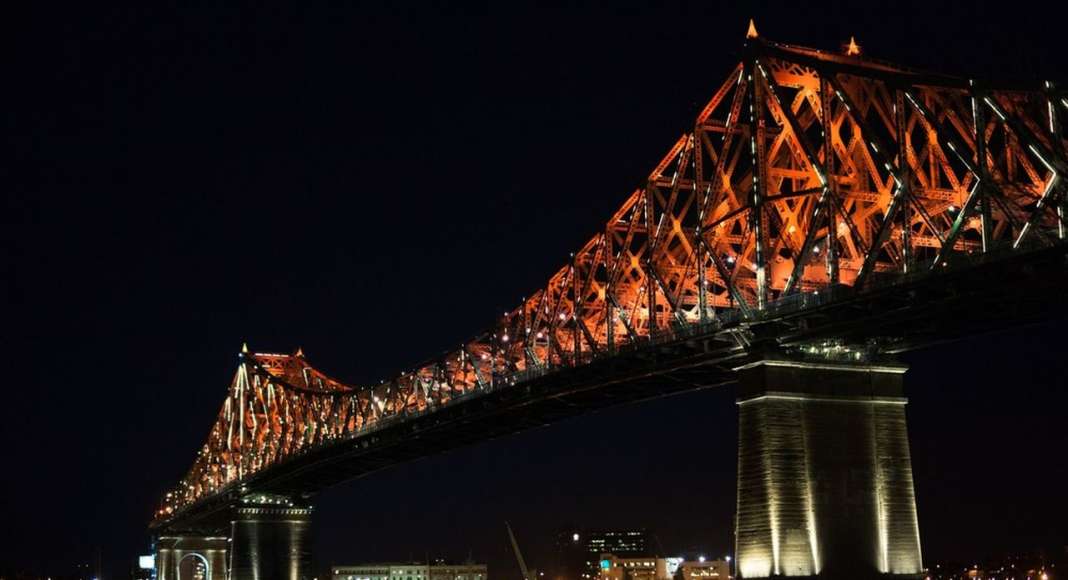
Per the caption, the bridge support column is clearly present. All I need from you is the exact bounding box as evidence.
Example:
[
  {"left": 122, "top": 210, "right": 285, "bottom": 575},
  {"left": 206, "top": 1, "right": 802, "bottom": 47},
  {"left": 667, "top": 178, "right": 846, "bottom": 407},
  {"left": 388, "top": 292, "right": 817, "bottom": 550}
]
[
  {"left": 156, "top": 535, "right": 228, "bottom": 580},
  {"left": 734, "top": 358, "right": 922, "bottom": 579},
  {"left": 230, "top": 497, "right": 313, "bottom": 580}
]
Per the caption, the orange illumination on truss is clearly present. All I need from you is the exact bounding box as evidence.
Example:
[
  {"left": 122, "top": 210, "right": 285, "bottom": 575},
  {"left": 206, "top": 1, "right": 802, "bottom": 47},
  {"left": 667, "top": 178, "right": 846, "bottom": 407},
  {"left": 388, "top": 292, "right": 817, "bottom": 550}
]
[{"left": 155, "top": 32, "right": 1068, "bottom": 523}]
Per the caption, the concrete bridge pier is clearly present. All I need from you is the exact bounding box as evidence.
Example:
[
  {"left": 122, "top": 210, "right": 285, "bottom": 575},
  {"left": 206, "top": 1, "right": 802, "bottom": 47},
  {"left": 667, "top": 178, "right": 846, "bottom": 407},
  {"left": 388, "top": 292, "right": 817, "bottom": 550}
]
[
  {"left": 156, "top": 535, "right": 228, "bottom": 580},
  {"left": 734, "top": 356, "right": 923, "bottom": 580},
  {"left": 229, "top": 496, "right": 313, "bottom": 580}
]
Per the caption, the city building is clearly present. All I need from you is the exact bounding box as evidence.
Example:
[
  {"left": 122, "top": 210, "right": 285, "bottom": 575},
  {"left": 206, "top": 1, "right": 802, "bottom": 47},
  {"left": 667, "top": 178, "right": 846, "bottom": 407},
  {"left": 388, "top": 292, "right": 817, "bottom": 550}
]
[
  {"left": 675, "top": 559, "right": 730, "bottom": 580},
  {"left": 596, "top": 556, "right": 729, "bottom": 580},
  {"left": 553, "top": 530, "right": 652, "bottom": 580},
  {"left": 331, "top": 562, "right": 486, "bottom": 580},
  {"left": 597, "top": 555, "right": 672, "bottom": 580}
]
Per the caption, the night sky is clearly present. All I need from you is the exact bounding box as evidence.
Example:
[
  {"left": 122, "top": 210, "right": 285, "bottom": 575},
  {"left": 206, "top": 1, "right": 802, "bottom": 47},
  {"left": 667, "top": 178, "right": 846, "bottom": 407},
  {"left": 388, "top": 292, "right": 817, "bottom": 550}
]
[{"left": 4, "top": 1, "right": 1067, "bottom": 578}]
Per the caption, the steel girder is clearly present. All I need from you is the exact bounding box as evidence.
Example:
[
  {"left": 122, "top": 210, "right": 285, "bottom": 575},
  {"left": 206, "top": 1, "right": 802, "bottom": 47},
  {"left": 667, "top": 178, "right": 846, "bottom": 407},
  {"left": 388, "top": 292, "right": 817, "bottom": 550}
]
[{"left": 155, "top": 35, "right": 1068, "bottom": 524}]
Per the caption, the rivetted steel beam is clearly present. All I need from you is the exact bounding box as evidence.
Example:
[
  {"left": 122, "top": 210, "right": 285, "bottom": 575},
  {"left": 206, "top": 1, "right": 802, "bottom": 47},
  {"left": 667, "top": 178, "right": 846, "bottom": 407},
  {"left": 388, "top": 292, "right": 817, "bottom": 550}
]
[
  {"left": 747, "top": 60, "right": 768, "bottom": 310},
  {"left": 698, "top": 234, "right": 753, "bottom": 319},
  {"left": 755, "top": 60, "right": 834, "bottom": 295},
  {"left": 824, "top": 73, "right": 910, "bottom": 289},
  {"left": 756, "top": 63, "right": 871, "bottom": 294},
  {"left": 607, "top": 293, "right": 640, "bottom": 343},
  {"left": 980, "top": 95, "right": 1068, "bottom": 248},
  {"left": 1044, "top": 81, "right": 1067, "bottom": 239}
]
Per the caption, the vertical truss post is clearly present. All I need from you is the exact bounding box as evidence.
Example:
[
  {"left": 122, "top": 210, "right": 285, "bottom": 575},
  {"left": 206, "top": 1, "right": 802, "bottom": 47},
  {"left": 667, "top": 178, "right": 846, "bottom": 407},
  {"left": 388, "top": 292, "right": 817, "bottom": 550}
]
[
  {"left": 746, "top": 57, "right": 768, "bottom": 310},
  {"left": 972, "top": 82, "right": 994, "bottom": 252},
  {"left": 237, "top": 359, "right": 248, "bottom": 481},
  {"left": 694, "top": 134, "right": 709, "bottom": 323},
  {"left": 820, "top": 77, "right": 840, "bottom": 285},
  {"left": 644, "top": 186, "right": 658, "bottom": 334},
  {"left": 491, "top": 331, "right": 500, "bottom": 387},
  {"left": 524, "top": 302, "right": 538, "bottom": 370},
  {"left": 696, "top": 208, "right": 709, "bottom": 322},
  {"left": 1046, "top": 80, "right": 1066, "bottom": 239},
  {"left": 571, "top": 254, "right": 580, "bottom": 363},
  {"left": 894, "top": 89, "right": 912, "bottom": 272},
  {"left": 603, "top": 232, "right": 615, "bottom": 354}
]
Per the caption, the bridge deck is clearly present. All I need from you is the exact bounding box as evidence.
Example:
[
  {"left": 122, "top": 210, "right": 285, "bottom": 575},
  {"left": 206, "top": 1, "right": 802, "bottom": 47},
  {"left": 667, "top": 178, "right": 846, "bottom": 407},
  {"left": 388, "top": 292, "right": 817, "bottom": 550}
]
[{"left": 155, "top": 243, "right": 1068, "bottom": 533}]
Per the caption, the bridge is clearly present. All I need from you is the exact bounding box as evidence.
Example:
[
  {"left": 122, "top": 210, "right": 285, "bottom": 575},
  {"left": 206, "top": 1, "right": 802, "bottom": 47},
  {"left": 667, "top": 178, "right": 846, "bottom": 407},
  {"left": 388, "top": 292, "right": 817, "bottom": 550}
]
[{"left": 151, "top": 24, "right": 1068, "bottom": 580}]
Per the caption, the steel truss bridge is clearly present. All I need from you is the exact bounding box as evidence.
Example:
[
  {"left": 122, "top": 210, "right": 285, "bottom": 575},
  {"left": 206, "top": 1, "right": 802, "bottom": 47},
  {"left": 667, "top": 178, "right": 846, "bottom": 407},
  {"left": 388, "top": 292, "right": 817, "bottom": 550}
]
[{"left": 153, "top": 26, "right": 1068, "bottom": 580}]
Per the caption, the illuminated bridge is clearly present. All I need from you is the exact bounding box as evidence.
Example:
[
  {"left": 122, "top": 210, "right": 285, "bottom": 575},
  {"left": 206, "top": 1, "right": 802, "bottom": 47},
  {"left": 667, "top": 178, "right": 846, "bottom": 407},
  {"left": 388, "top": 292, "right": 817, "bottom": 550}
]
[{"left": 152, "top": 25, "right": 1068, "bottom": 580}]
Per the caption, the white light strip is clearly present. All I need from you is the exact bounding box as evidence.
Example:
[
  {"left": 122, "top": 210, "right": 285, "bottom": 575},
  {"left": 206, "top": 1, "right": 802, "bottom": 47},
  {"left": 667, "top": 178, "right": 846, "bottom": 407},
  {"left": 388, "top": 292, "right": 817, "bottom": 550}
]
[
  {"left": 984, "top": 97, "right": 1007, "bottom": 121},
  {"left": 1012, "top": 159, "right": 1059, "bottom": 249},
  {"left": 805, "top": 472, "right": 821, "bottom": 574},
  {"left": 733, "top": 359, "right": 908, "bottom": 374},
  {"left": 157, "top": 536, "right": 230, "bottom": 541},
  {"left": 1028, "top": 144, "right": 1057, "bottom": 174},
  {"left": 877, "top": 466, "right": 890, "bottom": 573},
  {"left": 737, "top": 393, "right": 908, "bottom": 406}
]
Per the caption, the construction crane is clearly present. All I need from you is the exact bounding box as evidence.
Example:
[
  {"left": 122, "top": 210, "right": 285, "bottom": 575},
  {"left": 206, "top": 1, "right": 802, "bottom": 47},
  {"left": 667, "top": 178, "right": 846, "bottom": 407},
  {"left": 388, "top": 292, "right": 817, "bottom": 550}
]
[{"left": 506, "top": 521, "right": 538, "bottom": 580}]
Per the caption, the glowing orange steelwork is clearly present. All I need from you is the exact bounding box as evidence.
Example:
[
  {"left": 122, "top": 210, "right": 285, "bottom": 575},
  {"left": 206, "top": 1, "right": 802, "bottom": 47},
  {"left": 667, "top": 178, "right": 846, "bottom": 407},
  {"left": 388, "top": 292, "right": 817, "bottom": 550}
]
[
  {"left": 747, "top": 19, "right": 759, "bottom": 40},
  {"left": 846, "top": 36, "right": 861, "bottom": 56},
  {"left": 155, "top": 32, "right": 1068, "bottom": 522}
]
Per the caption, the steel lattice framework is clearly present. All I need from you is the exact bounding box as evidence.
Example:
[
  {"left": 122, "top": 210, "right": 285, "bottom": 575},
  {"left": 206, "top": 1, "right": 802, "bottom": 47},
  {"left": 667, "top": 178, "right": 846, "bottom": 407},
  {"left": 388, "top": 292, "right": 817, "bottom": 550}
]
[{"left": 155, "top": 30, "right": 1068, "bottom": 523}]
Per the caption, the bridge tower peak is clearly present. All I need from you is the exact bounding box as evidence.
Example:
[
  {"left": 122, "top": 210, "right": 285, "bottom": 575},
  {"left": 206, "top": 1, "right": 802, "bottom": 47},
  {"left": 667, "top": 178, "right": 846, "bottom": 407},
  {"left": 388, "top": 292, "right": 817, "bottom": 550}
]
[
  {"left": 846, "top": 35, "right": 861, "bottom": 56},
  {"left": 746, "top": 18, "right": 759, "bottom": 39}
]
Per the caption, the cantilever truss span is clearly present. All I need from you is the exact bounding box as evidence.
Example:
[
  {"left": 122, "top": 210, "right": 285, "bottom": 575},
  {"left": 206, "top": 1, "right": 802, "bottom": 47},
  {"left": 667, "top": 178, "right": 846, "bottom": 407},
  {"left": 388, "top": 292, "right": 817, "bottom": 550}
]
[{"left": 155, "top": 35, "right": 1068, "bottom": 525}]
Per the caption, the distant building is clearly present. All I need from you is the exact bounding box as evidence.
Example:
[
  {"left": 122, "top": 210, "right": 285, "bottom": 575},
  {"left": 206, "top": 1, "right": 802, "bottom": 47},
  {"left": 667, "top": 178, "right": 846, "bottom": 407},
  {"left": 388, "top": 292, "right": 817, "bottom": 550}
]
[
  {"left": 674, "top": 559, "right": 730, "bottom": 580},
  {"left": 598, "top": 555, "right": 730, "bottom": 580},
  {"left": 331, "top": 562, "right": 487, "bottom": 580},
  {"left": 596, "top": 556, "right": 729, "bottom": 580},
  {"left": 553, "top": 529, "right": 652, "bottom": 580},
  {"left": 596, "top": 555, "right": 670, "bottom": 580}
]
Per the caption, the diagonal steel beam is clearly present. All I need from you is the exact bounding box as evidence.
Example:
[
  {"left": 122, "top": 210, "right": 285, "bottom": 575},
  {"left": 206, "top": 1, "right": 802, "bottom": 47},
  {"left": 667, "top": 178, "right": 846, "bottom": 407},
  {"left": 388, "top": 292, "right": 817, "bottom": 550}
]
[
  {"left": 982, "top": 95, "right": 1068, "bottom": 175},
  {"left": 755, "top": 60, "right": 834, "bottom": 295},
  {"left": 646, "top": 261, "right": 686, "bottom": 326},
  {"left": 981, "top": 95, "right": 1067, "bottom": 248},
  {"left": 697, "top": 234, "right": 752, "bottom": 319},
  {"left": 824, "top": 74, "right": 910, "bottom": 289},
  {"left": 756, "top": 60, "right": 831, "bottom": 184},
  {"left": 606, "top": 293, "right": 640, "bottom": 343},
  {"left": 903, "top": 88, "right": 994, "bottom": 267}
]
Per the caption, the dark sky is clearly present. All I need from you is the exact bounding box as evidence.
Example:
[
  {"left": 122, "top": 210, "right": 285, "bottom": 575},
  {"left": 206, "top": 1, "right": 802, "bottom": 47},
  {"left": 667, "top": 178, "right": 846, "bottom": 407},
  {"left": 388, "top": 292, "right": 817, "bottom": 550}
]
[{"left": 4, "top": 1, "right": 1067, "bottom": 578}]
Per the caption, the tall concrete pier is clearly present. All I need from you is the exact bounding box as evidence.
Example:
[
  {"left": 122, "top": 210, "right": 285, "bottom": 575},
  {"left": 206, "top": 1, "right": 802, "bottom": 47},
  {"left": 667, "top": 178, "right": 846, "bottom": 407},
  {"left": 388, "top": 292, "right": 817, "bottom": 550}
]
[
  {"left": 230, "top": 497, "right": 313, "bottom": 580},
  {"left": 154, "top": 496, "right": 313, "bottom": 580},
  {"left": 734, "top": 358, "right": 922, "bottom": 579},
  {"left": 156, "top": 535, "right": 228, "bottom": 580}
]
